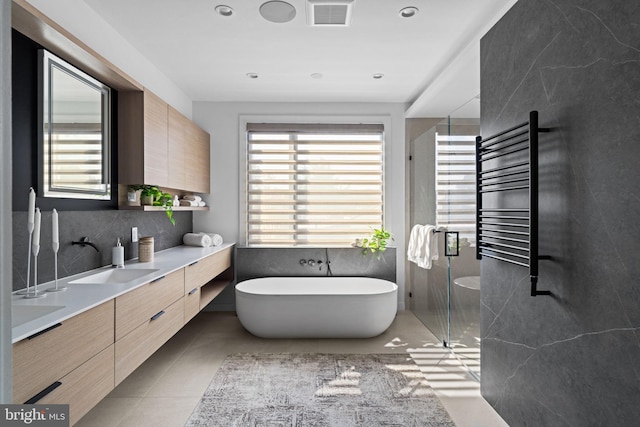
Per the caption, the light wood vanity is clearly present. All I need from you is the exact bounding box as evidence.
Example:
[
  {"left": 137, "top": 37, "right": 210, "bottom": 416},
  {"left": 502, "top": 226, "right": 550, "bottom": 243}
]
[{"left": 12, "top": 245, "right": 234, "bottom": 425}]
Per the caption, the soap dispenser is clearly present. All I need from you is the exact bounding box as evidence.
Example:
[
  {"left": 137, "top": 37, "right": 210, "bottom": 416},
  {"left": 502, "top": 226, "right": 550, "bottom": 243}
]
[{"left": 112, "top": 238, "right": 125, "bottom": 269}]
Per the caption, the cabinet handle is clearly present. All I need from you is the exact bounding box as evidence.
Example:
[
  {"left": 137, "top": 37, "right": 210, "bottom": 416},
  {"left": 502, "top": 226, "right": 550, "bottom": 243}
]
[
  {"left": 27, "top": 323, "right": 62, "bottom": 340},
  {"left": 188, "top": 288, "right": 198, "bottom": 295},
  {"left": 150, "top": 310, "right": 165, "bottom": 321},
  {"left": 150, "top": 275, "right": 165, "bottom": 284},
  {"left": 188, "top": 261, "right": 199, "bottom": 267},
  {"left": 24, "top": 381, "right": 62, "bottom": 404}
]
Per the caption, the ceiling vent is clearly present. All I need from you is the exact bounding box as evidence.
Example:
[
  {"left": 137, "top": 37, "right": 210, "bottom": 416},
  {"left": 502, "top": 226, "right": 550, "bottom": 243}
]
[{"left": 307, "top": 0, "right": 354, "bottom": 26}]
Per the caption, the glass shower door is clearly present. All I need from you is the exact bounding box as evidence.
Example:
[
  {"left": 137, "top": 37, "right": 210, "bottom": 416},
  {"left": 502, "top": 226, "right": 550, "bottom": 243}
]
[{"left": 408, "top": 108, "right": 481, "bottom": 377}]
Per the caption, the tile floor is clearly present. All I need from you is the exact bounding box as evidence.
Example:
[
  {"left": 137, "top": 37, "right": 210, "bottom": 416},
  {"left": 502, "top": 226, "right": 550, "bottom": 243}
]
[{"left": 77, "top": 311, "right": 508, "bottom": 427}]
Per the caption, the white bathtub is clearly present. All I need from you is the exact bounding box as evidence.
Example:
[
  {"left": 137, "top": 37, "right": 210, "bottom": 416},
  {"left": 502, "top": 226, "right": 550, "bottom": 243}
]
[{"left": 235, "top": 277, "right": 398, "bottom": 339}]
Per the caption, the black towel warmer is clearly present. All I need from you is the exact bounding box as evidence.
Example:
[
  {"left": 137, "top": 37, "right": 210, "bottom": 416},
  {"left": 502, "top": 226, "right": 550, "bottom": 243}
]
[{"left": 476, "top": 111, "right": 551, "bottom": 296}]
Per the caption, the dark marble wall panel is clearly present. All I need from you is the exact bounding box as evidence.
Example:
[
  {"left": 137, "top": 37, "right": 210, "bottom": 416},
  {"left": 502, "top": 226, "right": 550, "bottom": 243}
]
[
  {"left": 13, "top": 210, "right": 192, "bottom": 291},
  {"left": 480, "top": 1, "right": 640, "bottom": 425}
]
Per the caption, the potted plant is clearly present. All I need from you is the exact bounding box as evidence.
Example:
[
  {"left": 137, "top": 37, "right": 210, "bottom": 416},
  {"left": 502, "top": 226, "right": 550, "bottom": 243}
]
[
  {"left": 359, "top": 227, "right": 393, "bottom": 258},
  {"left": 129, "top": 185, "right": 175, "bottom": 225}
]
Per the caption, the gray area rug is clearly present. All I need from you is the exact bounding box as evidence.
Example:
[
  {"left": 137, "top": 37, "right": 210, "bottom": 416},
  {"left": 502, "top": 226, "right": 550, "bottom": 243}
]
[{"left": 185, "top": 353, "right": 455, "bottom": 426}]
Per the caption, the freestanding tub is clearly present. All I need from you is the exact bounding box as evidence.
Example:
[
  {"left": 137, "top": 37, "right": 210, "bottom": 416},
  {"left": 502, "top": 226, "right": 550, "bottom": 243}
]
[{"left": 235, "top": 277, "right": 398, "bottom": 339}]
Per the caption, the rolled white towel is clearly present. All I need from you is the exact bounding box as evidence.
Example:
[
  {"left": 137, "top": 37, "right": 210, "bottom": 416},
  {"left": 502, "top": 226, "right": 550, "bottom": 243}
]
[
  {"left": 198, "top": 201, "right": 206, "bottom": 207},
  {"left": 201, "top": 233, "right": 223, "bottom": 246},
  {"left": 183, "top": 233, "right": 211, "bottom": 247},
  {"left": 179, "top": 199, "right": 198, "bottom": 207},
  {"left": 183, "top": 195, "right": 202, "bottom": 202}
]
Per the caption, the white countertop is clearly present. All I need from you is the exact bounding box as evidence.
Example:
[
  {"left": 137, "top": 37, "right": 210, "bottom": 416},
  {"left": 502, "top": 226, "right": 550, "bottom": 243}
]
[{"left": 11, "top": 243, "right": 234, "bottom": 343}]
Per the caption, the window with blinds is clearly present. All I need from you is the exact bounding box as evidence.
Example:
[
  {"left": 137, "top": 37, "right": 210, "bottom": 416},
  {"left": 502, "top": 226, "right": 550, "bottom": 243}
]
[
  {"left": 435, "top": 133, "right": 477, "bottom": 244},
  {"left": 44, "top": 123, "right": 109, "bottom": 195},
  {"left": 246, "top": 123, "right": 384, "bottom": 247}
]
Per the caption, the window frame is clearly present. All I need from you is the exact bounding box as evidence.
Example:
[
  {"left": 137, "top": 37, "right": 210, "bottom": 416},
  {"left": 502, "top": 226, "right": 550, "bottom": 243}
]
[
  {"left": 239, "top": 115, "right": 390, "bottom": 247},
  {"left": 435, "top": 132, "right": 477, "bottom": 245}
]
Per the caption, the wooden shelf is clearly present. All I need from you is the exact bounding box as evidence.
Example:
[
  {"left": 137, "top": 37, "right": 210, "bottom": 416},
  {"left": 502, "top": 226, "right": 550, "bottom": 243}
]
[
  {"left": 200, "top": 280, "right": 230, "bottom": 310},
  {"left": 118, "top": 205, "right": 209, "bottom": 212}
]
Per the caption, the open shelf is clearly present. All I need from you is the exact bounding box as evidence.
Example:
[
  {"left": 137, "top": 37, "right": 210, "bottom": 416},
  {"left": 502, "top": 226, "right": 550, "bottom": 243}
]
[
  {"left": 118, "top": 205, "right": 209, "bottom": 212},
  {"left": 200, "top": 279, "right": 231, "bottom": 310}
]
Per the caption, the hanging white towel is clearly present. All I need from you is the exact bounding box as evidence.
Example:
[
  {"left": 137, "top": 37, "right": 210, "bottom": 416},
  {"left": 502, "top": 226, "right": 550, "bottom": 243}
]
[
  {"left": 407, "top": 224, "right": 423, "bottom": 264},
  {"left": 407, "top": 224, "right": 439, "bottom": 269}
]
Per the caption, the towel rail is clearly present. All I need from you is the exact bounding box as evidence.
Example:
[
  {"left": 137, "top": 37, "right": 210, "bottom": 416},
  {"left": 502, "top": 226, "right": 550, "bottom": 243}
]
[
  {"left": 479, "top": 234, "right": 530, "bottom": 244},
  {"left": 476, "top": 111, "right": 551, "bottom": 296},
  {"left": 480, "top": 170, "right": 529, "bottom": 182},
  {"left": 480, "top": 177, "right": 530, "bottom": 187},
  {"left": 480, "top": 133, "right": 529, "bottom": 151},
  {"left": 479, "top": 161, "right": 530, "bottom": 175}
]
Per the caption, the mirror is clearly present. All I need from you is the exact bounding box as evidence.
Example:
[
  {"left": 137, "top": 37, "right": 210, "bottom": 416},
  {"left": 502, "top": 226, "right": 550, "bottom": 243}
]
[{"left": 39, "top": 49, "right": 111, "bottom": 200}]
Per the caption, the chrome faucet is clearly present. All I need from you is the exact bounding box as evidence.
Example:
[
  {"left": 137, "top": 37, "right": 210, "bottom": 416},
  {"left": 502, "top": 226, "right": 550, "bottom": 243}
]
[{"left": 72, "top": 237, "right": 100, "bottom": 252}]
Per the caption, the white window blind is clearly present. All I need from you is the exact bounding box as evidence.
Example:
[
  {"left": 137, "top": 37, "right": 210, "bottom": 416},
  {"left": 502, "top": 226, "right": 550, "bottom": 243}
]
[
  {"left": 246, "top": 123, "right": 384, "bottom": 247},
  {"left": 45, "top": 123, "right": 108, "bottom": 194},
  {"left": 435, "top": 133, "right": 477, "bottom": 244}
]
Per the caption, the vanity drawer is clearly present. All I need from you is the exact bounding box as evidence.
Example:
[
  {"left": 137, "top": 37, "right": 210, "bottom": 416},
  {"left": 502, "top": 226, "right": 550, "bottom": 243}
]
[
  {"left": 13, "top": 300, "right": 114, "bottom": 405},
  {"left": 184, "top": 285, "right": 200, "bottom": 324},
  {"left": 114, "top": 297, "right": 184, "bottom": 385},
  {"left": 184, "top": 247, "right": 231, "bottom": 290},
  {"left": 39, "top": 345, "right": 114, "bottom": 426},
  {"left": 115, "top": 269, "right": 184, "bottom": 340}
]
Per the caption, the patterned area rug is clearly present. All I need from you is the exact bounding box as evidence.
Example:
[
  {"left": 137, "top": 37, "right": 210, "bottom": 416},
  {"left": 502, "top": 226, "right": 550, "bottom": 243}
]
[{"left": 185, "top": 353, "right": 455, "bottom": 427}]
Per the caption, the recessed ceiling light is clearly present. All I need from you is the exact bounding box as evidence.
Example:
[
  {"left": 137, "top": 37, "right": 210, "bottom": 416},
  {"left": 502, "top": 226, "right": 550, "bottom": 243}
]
[
  {"left": 373, "top": 73, "right": 384, "bottom": 79},
  {"left": 311, "top": 73, "right": 323, "bottom": 79},
  {"left": 247, "top": 73, "right": 259, "bottom": 79},
  {"left": 260, "top": 1, "right": 296, "bottom": 23},
  {"left": 399, "top": 7, "right": 419, "bottom": 18},
  {"left": 214, "top": 5, "right": 234, "bottom": 17}
]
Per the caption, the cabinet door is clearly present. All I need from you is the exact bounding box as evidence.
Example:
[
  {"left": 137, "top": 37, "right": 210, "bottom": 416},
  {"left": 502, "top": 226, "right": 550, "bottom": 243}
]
[
  {"left": 115, "top": 298, "right": 184, "bottom": 385},
  {"left": 143, "top": 90, "right": 169, "bottom": 187},
  {"left": 184, "top": 247, "right": 231, "bottom": 290},
  {"left": 115, "top": 269, "right": 184, "bottom": 341},
  {"left": 185, "top": 122, "right": 210, "bottom": 193},
  {"left": 39, "top": 345, "right": 114, "bottom": 426},
  {"left": 13, "top": 300, "right": 114, "bottom": 404},
  {"left": 184, "top": 286, "right": 201, "bottom": 324},
  {"left": 168, "top": 106, "right": 187, "bottom": 190}
]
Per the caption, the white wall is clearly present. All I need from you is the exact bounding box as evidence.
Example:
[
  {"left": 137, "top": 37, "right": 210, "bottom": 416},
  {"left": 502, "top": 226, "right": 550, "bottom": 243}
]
[
  {"left": 24, "top": 0, "right": 192, "bottom": 118},
  {"left": 192, "top": 102, "right": 407, "bottom": 309},
  {"left": 1, "top": 0, "right": 13, "bottom": 402}
]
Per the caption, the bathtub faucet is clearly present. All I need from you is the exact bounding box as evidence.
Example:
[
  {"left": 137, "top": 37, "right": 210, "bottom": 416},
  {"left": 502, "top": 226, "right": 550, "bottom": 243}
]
[{"left": 299, "top": 259, "right": 324, "bottom": 269}]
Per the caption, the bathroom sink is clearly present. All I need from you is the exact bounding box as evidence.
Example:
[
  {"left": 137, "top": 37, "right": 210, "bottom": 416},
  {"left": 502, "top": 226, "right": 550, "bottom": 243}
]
[
  {"left": 68, "top": 268, "right": 159, "bottom": 285},
  {"left": 12, "top": 305, "right": 66, "bottom": 327}
]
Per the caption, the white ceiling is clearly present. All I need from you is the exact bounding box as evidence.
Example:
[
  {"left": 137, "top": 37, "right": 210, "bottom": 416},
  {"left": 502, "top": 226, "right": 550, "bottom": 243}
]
[{"left": 82, "top": 0, "right": 515, "bottom": 117}]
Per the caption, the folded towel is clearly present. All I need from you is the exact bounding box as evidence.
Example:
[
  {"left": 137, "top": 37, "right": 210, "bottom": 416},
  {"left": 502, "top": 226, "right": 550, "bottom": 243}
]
[
  {"left": 198, "top": 201, "right": 206, "bottom": 207},
  {"left": 183, "top": 195, "right": 202, "bottom": 202},
  {"left": 200, "top": 232, "right": 223, "bottom": 246},
  {"left": 183, "top": 233, "right": 211, "bottom": 247},
  {"left": 179, "top": 199, "right": 198, "bottom": 207}
]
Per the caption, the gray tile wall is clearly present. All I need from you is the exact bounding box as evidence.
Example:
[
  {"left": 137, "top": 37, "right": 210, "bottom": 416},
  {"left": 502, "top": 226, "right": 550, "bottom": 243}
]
[
  {"left": 480, "top": 1, "right": 640, "bottom": 425},
  {"left": 12, "top": 210, "right": 192, "bottom": 291}
]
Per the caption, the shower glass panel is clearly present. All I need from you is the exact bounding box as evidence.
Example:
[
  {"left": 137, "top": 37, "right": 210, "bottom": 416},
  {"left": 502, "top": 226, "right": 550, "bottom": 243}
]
[{"left": 408, "top": 99, "right": 480, "bottom": 377}]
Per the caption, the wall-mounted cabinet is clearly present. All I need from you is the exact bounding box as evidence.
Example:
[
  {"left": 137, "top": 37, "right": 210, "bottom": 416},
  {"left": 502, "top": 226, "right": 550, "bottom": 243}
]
[
  {"left": 13, "top": 300, "right": 115, "bottom": 424},
  {"left": 12, "top": 245, "right": 234, "bottom": 425},
  {"left": 118, "top": 89, "right": 210, "bottom": 197}
]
